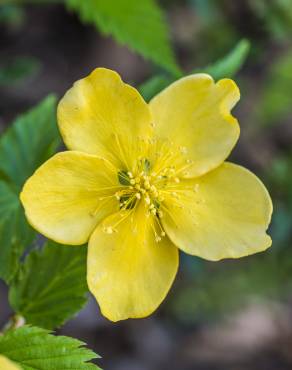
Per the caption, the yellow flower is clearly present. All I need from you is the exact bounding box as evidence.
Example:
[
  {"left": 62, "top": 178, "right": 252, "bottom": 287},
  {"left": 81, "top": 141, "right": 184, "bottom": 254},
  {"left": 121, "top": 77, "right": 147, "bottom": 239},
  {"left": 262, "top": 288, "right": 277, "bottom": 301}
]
[
  {"left": 0, "top": 355, "right": 22, "bottom": 370},
  {"left": 20, "top": 68, "right": 273, "bottom": 322}
]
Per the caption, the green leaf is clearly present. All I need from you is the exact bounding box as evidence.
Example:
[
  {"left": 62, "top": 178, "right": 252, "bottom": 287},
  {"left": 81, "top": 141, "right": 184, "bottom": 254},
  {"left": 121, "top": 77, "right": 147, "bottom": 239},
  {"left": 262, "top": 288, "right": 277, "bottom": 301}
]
[
  {"left": 0, "top": 56, "right": 41, "bottom": 86},
  {"left": 66, "top": 0, "right": 180, "bottom": 75},
  {"left": 139, "top": 74, "right": 171, "bottom": 101},
  {"left": 0, "top": 181, "right": 35, "bottom": 283},
  {"left": 0, "top": 94, "right": 60, "bottom": 190},
  {"left": 139, "top": 39, "right": 250, "bottom": 101},
  {"left": 9, "top": 241, "right": 88, "bottom": 329},
  {"left": 0, "top": 95, "right": 61, "bottom": 282},
  {"left": 0, "top": 326, "right": 101, "bottom": 369},
  {"left": 256, "top": 51, "right": 292, "bottom": 126},
  {"left": 196, "top": 38, "right": 250, "bottom": 79}
]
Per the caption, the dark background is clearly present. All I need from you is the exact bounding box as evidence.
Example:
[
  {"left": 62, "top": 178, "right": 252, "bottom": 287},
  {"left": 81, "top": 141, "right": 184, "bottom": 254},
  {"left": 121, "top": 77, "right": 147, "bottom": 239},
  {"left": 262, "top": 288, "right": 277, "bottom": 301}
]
[{"left": 1, "top": 1, "right": 292, "bottom": 369}]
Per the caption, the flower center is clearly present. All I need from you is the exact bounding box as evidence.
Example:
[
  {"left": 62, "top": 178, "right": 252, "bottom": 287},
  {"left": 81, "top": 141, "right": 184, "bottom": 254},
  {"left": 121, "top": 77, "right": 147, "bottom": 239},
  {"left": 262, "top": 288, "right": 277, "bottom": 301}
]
[
  {"left": 116, "top": 166, "right": 164, "bottom": 217},
  {"left": 108, "top": 154, "right": 186, "bottom": 242},
  {"left": 101, "top": 138, "right": 194, "bottom": 241}
]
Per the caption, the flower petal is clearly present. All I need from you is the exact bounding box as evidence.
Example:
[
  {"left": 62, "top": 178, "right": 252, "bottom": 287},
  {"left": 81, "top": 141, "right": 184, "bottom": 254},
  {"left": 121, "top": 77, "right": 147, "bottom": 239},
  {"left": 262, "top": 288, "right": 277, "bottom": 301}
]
[
  {"left": 0, "top": 355, "right": 22, "bottom": 370},
  {"left": 149, "top": 74, "right": 240, "bottom": 178},
  {"left": 58, "top": 68, "right": 153, "bottom": 170},
  {"left": 161, "top": 162, "right": 272, "bottom": 261},
  {"left": 87, "top": 204, "right": 179, "bottom": 321},
  {"left": 20, "top": 151, "right": 119, "bottom": 245}
]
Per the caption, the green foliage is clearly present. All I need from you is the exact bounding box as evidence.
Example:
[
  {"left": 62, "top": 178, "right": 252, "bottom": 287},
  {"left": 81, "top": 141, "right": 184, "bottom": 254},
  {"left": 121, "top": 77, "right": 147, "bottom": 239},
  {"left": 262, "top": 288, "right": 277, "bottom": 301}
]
[
  {"left": 0, "top": 57, "right": 41, "bottom": 86},
  {"left": 0, "top": 96, "right": 60, "bottom": 282},
  {"left": 170, "top": 252, "right": 291, "bottom": 323},
  {"left": 0, "top": 94, "right": 60, "bottom": 190},
  {"left": 139, "top": 74, "right": 170, "bottom": 102},
  {"left": 0, "top": 182, "right": 35, "bottom": 283},
  {"left": 139, "top": 39, "right": 250, "bottom": 101},
  {"left": 0, "top": 326, "right": 101, "bottom": 369},
  {"left": 249, "top": 0, "right": 292, "bottom": 40},
  {"left": 66, "top": 0, "right": 180, "bottom": 75},
  {"left": 256, "top": 51, "right": 292, "bottom": 126},
  {"left": 197, "top": 39, "right": 250, "bottom": 79},
  {"left": 9, "top": 242, "right": 88, "bottom": 329}
]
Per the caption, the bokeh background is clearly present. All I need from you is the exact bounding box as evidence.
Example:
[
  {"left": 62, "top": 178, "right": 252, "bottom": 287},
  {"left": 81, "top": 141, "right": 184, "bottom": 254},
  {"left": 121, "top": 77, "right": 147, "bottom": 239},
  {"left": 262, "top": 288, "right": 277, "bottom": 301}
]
[{"left": 1, "top": 1, "right": 292, "bottom": 369}]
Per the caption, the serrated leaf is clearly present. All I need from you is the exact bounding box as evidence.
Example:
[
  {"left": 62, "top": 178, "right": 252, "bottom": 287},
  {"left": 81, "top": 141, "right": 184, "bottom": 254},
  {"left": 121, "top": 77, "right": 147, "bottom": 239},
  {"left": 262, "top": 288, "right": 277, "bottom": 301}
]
[
  {"left": 0, "top": 95, "right": 61, "bottom": 282},
  {"left": 139, "top": 39, "right": 250, "bottom": 101},
  {"left": 0, "top": 326, "right": 101, "bottom": 370},
  {"left": 0, "top": 181, "right": 35, "bottom": 282},
  {"left": 0, "top": 94, "right": 61, "bottom": 190},
  {"left": 9, "top": 241, "right": 89, "bottom": 329},
  {"left": 66, "top": 0, "right": 180, "bottom": 75}
]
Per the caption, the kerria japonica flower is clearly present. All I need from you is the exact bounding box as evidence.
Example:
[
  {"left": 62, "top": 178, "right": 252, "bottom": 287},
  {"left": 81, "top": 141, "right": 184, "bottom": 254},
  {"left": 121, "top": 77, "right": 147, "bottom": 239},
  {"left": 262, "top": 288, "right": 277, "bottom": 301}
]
[{"left": 20, "top": 68, "right": 273, "bottom": 322}]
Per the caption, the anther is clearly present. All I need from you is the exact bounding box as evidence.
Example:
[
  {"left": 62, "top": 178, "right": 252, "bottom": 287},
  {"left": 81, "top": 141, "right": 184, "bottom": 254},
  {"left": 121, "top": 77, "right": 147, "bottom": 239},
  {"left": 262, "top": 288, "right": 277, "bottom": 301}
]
[
  {"left": 144, "top": 181, "right": 150, "bottom": 189},
  {"left": 179, "top": 146, "right": 188, "bottom": 154},
  {"left": 193, "top": 184, "right": 200, "bottom": 192},
  {"left": 135, "top": 193, "right": 141, "bottom": 199},
  {"left": 104, "top": 226, "right": 113, "bottom": 234}
]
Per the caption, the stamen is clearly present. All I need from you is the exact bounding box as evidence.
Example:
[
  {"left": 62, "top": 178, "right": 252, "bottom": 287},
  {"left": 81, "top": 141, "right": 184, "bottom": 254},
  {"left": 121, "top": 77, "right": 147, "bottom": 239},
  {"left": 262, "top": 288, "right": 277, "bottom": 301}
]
[
  {"left": 145, "top": 197, "right": 151, "bottom": 205},
  {"left": 104, "top": 226, "right": 113, "bottom": 234},
  {"left": 179, "top": 146, "right": 188, "bottom": 154}
]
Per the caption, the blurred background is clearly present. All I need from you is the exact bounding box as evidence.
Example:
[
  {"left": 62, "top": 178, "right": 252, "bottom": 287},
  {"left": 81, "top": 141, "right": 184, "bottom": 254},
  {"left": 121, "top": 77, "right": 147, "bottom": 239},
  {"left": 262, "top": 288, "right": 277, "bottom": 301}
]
[{"left": 1, "top": 0, "right": 292, "bottom": 369}]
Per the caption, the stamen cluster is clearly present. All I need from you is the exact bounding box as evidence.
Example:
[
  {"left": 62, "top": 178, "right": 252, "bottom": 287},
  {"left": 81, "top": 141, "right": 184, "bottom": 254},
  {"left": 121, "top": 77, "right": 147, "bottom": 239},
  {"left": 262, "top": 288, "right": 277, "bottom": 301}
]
[{"left": 116, "top": 170, "right": 163, "bottom": 218}]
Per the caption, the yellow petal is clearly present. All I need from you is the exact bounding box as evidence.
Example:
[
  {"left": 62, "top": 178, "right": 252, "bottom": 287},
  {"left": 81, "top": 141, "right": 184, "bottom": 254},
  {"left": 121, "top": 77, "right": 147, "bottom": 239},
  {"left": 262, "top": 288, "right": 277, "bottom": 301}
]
[
  {"left": 87, "top": 204, "right": 179, "bottom": 321},
  {"left": 161, "top": 162, "right": 272, "bottom": 261},
  {"left": 149, "top": 74, "right": 240, "bottom": 178},
  {"left": 0, "top": 355, "right": 22, "bottom": 370},
  {"left": 58, "top": 68, "right": 153, "bottom": 170},
  {"left": 20, "top": 151, "right": 119, "bottom": 245}
]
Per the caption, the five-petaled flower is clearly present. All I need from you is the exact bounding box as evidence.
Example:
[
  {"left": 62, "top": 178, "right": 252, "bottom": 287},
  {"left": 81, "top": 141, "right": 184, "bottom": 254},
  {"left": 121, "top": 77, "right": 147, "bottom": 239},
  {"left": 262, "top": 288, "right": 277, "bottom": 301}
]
[{"left": 20, "top": 68, "right": 273, "bottom": 322}]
